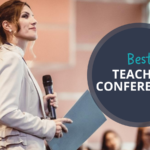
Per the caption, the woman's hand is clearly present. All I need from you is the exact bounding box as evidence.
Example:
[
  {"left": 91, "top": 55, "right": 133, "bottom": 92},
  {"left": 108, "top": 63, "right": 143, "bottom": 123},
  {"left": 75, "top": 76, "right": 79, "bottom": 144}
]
[
  {"left": 43, "top": 92, "right": 58, "bottom": 116},
  {"left": 53, "top": 118, "right": 73, "bottom": 138}
]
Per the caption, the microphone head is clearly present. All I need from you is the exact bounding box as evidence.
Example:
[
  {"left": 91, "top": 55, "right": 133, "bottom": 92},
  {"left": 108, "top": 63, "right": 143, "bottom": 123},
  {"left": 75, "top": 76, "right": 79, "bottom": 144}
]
[{"left": 43, "top": 75, "right": 53, "bottom": 86}]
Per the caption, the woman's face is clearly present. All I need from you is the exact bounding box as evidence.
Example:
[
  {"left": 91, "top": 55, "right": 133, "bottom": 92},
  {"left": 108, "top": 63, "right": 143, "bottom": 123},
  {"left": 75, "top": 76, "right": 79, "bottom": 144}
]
[
  {"left": 105, "top": 132, "right": 121, "bottom": 150},
  {"left": 14, "top": 5, "right": 37, "bottom": 41},
  {"left": 142, "top": 127, "right": 150, "bottom": 147}
]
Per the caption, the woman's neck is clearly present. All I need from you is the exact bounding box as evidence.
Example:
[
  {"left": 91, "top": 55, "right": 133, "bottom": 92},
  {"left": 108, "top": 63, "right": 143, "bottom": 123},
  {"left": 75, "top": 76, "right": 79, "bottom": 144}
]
[{"left": 7, "top": 37, "right": 28, "bottom": 51}]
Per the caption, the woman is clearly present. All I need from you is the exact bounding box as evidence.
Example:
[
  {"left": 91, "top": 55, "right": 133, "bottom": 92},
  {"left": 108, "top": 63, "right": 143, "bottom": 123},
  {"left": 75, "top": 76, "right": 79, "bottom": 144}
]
[
  {"left": 101, "top": 130, "right": 122, "bottom": 150},
  {"left": 0, "top": 0, "right": 73, "bottom": 150},
  {"left": 135, "top": 127, "right": 150, "bottom": 150}
]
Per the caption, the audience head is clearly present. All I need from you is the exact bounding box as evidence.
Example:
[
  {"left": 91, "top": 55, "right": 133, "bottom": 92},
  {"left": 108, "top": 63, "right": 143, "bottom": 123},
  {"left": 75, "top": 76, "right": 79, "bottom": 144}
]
[
  {"left": 135, "top": 127, "right": 150, "bottom": 150},
  {"left": 77, "top": 145, "right": 92, "bottom": 150},
  {"left": 101, "top": 130, "right": 122, "bottom": 150}
]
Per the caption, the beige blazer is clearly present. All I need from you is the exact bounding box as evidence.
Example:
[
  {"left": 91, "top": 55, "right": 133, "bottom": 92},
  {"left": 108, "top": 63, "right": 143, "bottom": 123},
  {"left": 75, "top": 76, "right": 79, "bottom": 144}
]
[{"left": 0, "top": 43, "right": 56, "bottom": 150}]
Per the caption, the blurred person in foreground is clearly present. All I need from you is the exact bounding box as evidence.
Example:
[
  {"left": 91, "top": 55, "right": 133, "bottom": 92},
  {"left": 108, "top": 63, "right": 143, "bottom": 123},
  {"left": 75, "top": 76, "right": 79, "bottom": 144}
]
[
  {"left": 101, "top": 130, "right": 122, "bottom": 150},
  {"left": 135, "top": 127, "right": 150, "bottom": 150}
]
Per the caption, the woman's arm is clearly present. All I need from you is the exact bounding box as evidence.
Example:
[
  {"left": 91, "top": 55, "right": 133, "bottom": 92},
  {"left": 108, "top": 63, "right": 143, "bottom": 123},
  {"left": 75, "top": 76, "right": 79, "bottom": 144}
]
[{"left": 0, "top": 52, "right": 56, "bottom": 141}]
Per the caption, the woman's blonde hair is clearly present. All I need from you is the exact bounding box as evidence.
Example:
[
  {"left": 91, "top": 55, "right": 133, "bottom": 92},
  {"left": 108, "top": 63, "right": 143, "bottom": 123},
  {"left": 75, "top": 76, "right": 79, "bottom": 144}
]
[{"left": 0, "top": 0, "right": 30, "bottom": 45}]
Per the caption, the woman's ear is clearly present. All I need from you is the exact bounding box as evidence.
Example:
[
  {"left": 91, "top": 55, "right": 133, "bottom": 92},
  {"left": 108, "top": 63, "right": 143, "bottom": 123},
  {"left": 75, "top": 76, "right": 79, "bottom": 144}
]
[{"left": 2, "top": 20, "right": 12, "bottom": 33}]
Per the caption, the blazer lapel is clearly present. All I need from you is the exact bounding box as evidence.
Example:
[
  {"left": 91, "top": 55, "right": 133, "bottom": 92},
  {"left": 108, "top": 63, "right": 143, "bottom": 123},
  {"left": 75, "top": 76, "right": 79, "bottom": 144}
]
[
  {"left": 2, "top": 43, "right": 47, "bottom": 119},
  {"left": 24, "top": 64, "right": 47, "bottom": 118}
]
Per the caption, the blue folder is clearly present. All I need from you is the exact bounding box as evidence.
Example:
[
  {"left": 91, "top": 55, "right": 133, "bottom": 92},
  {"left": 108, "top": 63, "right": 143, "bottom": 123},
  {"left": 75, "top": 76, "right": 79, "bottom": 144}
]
[{"left": 48, "top": 90, "right": 106, "bottom": 150}]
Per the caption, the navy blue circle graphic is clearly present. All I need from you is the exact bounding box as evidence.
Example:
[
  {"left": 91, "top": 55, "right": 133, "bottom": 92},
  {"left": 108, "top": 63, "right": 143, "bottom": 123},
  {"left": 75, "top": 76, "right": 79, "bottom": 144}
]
[{"left": 88, "top": 23, "right": 150, "bottom": 127}]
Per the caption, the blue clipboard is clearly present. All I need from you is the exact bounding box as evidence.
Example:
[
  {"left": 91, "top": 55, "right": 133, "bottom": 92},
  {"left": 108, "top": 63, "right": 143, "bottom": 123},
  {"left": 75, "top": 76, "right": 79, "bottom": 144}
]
[{"left": 48, "top": 90, "right": 106, "bottom": 150}]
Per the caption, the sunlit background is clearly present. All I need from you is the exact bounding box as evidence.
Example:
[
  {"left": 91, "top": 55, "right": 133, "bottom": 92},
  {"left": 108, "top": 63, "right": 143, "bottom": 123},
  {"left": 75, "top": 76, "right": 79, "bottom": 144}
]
[{"left": 1, "top": 0, "right": 150, "bottom": 149}]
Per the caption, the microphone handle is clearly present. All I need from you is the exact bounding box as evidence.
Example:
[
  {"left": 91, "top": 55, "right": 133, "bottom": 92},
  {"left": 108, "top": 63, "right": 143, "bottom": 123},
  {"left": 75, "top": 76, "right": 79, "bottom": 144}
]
[{"left": 44, "top": 85, "right": 56, "bottom": 119}]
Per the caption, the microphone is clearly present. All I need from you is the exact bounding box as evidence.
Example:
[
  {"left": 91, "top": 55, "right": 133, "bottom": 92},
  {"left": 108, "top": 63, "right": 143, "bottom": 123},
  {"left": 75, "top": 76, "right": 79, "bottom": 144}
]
[{"left": 42, "top": 75, "right": 56, "bottom": 119}]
